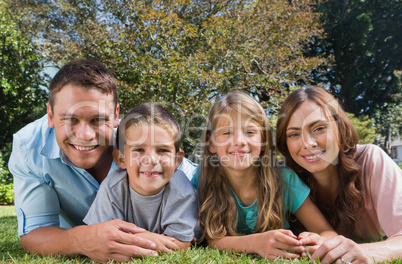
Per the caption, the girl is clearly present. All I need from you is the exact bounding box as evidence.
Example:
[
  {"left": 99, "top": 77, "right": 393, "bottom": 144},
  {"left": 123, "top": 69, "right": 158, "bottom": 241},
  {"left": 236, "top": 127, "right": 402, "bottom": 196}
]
[
  {"left": 276, "top": 87, "right": 402, "bottom": 263},
  {"left": 193, "top": 92, "right": 337, "bottom": 260}
]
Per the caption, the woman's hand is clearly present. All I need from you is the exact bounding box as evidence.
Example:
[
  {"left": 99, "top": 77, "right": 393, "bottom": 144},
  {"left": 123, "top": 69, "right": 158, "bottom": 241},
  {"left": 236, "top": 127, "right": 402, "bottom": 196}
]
[{"left": 311, "top": 235, "right": 370, "bottom": 264}]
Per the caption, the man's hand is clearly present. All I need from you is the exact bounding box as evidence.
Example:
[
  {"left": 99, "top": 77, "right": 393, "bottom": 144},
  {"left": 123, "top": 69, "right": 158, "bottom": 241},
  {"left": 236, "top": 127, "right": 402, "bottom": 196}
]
[
  {"left": 77, "top": 219, "right": 159, "bottom": 262},
  {"left": 21, "top": 220, "right": 158, "bottom": 263}
]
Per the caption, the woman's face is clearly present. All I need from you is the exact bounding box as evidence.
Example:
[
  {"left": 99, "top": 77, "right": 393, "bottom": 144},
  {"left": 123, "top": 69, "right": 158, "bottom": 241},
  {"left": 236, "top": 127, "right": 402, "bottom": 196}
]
[{"left": 285, "top": 100, "right": 340, "bottom": 176}]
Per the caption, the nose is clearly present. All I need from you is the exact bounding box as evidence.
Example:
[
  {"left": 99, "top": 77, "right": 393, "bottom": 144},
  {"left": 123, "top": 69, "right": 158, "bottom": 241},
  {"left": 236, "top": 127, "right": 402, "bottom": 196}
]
[
  {"left": 233, "top": 131, "right": 246, "bottom": 146},
  {"left": 302, "top": 132, "right": 318, "bottom": 149},
  {"left": 74, "top": 122, "right": 96, "bottom": 142},
  {"left": 144, "top": 150, "right": 158, "bottom": 165}
]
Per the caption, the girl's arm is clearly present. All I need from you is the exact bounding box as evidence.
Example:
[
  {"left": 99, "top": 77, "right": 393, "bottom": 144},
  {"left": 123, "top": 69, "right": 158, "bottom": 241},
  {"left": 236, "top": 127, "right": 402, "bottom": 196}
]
[
  {"left": 294, "top": 197, "right": 338, "bottom": 251},
  {"left": 208, "top": 229, "right": 305, "bottom": 260}
]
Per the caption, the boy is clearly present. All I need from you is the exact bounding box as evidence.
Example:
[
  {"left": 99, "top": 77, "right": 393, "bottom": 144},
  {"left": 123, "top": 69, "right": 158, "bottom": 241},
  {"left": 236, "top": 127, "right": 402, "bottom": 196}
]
[{"left": 84, "top": 103, "right": 198, "bottom": 251}]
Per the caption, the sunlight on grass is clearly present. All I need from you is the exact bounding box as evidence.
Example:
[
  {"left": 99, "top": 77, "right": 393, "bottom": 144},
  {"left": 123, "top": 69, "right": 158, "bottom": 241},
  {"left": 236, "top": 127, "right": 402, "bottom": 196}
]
[{"left": 1, "top": 206, "right": 401, "bottom": 263}]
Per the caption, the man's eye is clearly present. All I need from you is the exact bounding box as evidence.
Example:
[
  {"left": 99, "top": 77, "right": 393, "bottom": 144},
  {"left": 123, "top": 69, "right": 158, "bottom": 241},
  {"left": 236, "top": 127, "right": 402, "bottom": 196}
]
[{"left": 64, "top": 117, "right": 77, "bottom": 122}]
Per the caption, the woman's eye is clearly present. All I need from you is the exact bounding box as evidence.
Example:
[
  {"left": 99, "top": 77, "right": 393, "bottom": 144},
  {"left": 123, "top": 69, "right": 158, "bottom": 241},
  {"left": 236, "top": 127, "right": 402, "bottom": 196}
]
[
  {"left": 287, "top": 133, "right": 299, "bottom": 138},
  {"left": 313, "top": 125, "right": 327, "bottom": 133}
]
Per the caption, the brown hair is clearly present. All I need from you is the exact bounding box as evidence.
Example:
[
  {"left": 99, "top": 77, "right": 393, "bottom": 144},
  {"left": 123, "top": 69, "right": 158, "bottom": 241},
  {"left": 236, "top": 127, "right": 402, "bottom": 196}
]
[
  {"left": 48, "top": 59, "right": 118, "bottom": 111},
  {"left": 116, "top": 103, "right": 181, "bottom": 154},
  {"left": 198, "top": 92, "right": 284, "bottom": 241},
  {"left": 276, "top": 87, "right": 364, "bottom": 235}
]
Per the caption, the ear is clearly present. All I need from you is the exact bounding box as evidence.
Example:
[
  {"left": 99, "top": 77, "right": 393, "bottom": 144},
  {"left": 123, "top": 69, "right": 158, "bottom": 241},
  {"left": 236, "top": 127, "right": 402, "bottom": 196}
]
[
  {"left": 113, "top": 149, "right": 127, "bottom": 169},
  {"left": 175, "top": 150, "right": 184, "bottom": 169},
  {"left": 207, "top": 135, "right": 216, "bottom": 154},
  {"left": 47, "top": 103, "right": 55, "bottom": 128},
  {"left": 114, "top": 104, "right": 120, "bottom": 128}
]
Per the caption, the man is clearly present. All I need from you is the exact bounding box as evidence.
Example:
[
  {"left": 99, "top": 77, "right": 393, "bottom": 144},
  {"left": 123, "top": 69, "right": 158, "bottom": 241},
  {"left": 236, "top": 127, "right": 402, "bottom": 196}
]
[{"left": 8, "top": 59, "right": 197, "bottom": 262}]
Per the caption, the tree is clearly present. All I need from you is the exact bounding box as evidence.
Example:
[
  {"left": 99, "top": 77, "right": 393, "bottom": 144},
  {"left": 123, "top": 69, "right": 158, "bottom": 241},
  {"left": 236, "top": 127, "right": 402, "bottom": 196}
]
[
  {"left": 8, "top": 0, "right": 328, "bottom": 155},
  {"left": 309, "top": 0, "right": 402, "bottom": 117},
  {"left": 0, "top": 0, "right": 47, "bottom": 182},
  {"left": 345, "top": 113, "right": 376, "bottom": 145}
]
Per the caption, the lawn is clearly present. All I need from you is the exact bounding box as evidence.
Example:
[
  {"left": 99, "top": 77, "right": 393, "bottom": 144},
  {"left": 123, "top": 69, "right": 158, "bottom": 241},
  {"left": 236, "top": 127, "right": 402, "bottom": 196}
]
[{"left": 0, "top": 205, "right": 400, "bottom": 263}]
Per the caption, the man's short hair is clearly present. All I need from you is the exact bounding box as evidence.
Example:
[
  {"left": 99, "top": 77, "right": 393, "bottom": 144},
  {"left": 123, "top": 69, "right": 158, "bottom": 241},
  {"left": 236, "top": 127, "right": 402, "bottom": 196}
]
[
  {"left": 116, "top": 103, "right": 181, "bottom": 154},
  {"left": 48, "top": 59, "right": 118, "bottom": 110}
]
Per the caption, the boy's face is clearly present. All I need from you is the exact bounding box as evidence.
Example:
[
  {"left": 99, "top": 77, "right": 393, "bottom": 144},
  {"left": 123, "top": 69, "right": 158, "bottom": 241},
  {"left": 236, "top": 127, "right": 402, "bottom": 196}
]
[
  {"left": 47, "top": 84, "right": 119, "bottom": 170},
  {"left": 113, "top": 124, "right": 184, "bottom": 196}
]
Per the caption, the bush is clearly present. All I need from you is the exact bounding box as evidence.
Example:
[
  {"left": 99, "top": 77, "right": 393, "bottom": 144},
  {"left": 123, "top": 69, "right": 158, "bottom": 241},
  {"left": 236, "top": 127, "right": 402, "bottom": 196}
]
[{"left": 0, "top": 183, "right": 14, "bottom": 204}]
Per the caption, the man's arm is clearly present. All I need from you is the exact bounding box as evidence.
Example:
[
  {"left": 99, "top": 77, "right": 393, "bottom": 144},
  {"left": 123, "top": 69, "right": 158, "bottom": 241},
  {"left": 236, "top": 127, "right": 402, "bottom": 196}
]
[{"left": 21, "top": 220, "right": 158, "bottom": 263}]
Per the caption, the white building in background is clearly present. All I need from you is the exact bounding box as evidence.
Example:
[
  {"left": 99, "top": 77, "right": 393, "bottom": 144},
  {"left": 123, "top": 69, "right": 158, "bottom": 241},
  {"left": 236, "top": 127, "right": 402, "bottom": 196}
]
[{"left": 391, "top": 138, "right": 402, "bottom": 163}]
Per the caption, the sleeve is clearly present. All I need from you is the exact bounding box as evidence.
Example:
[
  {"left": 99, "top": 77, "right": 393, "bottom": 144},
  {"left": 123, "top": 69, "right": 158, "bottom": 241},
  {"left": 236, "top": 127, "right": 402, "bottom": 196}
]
[
  {"left": 190, "top": 165, "right": 200, "bottom": 190},
  {"left": 9, "top": 133, "right": 60, "bottom": 237},
  {"left": 161, "top": 176, "right": 198, "bottom": 242},
  {"left": 280, "top": 168, "right": 311, "bottom": 214},
  {"left": 83, "top": 179, "right": 124, "bottom": 225},
  {"left": 363, "top": 145, "right": 402, "bottom": 238}
]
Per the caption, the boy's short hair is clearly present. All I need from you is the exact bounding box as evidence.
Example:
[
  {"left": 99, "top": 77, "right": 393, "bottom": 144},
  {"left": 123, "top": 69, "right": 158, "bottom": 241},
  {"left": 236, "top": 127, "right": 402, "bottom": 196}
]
[
  {"left": 48, "top": 59, "right": 118, "bottom": 111},
  {"left": 116, "top": 103, "right": 181, "bottom": 154}
]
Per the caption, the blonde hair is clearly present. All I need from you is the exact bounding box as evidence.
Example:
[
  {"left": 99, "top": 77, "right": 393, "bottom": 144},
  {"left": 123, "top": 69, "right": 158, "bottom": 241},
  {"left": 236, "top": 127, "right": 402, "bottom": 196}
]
[{"left": 198, "top": 92, "right": 284, "bottom": 241}]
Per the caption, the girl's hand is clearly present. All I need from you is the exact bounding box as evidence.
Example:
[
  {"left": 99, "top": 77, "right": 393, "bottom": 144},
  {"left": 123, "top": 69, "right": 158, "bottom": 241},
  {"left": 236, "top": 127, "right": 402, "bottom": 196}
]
[
  {"left": 297, "top": 231, "right": 322, "bottom": 256},
  {"left": 254, "top": 229, "right": 306, "bottom": 260},
  {"left": 135, "top": 232, "right": 179, "bottom": 253}
]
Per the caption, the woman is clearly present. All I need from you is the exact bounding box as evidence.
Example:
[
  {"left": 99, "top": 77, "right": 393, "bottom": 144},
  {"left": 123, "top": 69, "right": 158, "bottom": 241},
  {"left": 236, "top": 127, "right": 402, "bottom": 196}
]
[{"left": 276, "top": 87, "right": 402, "bottom": 263}]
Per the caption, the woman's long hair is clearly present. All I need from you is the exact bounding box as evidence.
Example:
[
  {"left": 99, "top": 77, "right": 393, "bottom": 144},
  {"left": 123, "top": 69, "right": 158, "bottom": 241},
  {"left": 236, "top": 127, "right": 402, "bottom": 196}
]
[
  {"left": 276, "top": 87, "right": 364, "bottom": 235},
  {"left": 198, "top": 92, "right": 284, "bottom": 241}
]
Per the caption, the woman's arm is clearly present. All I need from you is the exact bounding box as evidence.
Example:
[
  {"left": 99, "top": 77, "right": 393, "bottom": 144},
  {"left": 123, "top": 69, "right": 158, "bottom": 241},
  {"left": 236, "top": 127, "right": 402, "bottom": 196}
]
[
  {"left": 294, "top": 197, "right": 338, "bottom": 251},
  {"left": 208, "top": 229, "right": 305, "bottom": 260}
]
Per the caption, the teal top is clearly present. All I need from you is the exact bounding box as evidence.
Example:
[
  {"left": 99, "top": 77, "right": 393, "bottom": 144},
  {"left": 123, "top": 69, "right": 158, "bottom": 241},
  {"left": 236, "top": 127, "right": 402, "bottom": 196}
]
[{"left": 191, "top": 167, "right": 310, "bottom": 235}]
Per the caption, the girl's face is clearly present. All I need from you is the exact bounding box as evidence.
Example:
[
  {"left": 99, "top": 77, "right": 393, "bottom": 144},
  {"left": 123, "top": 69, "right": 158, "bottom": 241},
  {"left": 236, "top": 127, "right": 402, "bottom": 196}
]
[
  {"left": 208, "top": 112, "right": 264, "bottom": 178},
  {"left": 285, "top": 100, "right": 340, "bottom": 177}
]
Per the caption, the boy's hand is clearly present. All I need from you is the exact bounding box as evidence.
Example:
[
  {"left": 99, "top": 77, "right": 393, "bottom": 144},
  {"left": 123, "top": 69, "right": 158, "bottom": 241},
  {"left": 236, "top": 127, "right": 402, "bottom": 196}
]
[{"left": 135, "top": 232, "right": 180, "bottom": 253}]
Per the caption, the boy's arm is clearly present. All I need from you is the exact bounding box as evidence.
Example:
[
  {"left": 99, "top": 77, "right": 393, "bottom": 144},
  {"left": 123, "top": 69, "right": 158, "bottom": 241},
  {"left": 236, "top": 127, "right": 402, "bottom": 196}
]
[{"left": 135, "top": 232, "right": 191, "bottom": 252}]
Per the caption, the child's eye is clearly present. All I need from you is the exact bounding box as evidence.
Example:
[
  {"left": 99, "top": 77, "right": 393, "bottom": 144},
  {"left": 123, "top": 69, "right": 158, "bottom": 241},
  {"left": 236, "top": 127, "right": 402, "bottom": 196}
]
[
  {"left": 246, "top": 130, "right": 257, "bottom": 135},
  {"left": 158, "top": 149, "right": 171, "bottom": 153},
  {"left": 223, "top": 131, "right": 232, "bottom": 135},
  {"left": 133, "top": 148, "right": 144, "bottom": 152}
]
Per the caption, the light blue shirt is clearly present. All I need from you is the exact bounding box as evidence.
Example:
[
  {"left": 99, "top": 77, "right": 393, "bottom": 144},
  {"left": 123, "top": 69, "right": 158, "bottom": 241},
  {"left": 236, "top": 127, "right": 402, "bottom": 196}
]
[
  {"left": 9, "top": 115, "right": 197, "bottom": 237},
  {"left": 191, "top": 167, "right": 310, "bottom": 234}
]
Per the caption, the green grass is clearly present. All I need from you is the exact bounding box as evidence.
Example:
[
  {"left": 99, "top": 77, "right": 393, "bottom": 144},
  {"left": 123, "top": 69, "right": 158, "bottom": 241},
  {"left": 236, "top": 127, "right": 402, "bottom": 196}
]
[{"left": 1, "top": 206, "right": 401, "bottom": 263}]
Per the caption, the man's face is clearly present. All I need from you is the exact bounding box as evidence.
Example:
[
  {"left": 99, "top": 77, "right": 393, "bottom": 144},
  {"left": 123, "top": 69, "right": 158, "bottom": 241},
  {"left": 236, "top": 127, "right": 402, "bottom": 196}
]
[{"left": 47, "top": 84, "right": 119, "bottom": 170}]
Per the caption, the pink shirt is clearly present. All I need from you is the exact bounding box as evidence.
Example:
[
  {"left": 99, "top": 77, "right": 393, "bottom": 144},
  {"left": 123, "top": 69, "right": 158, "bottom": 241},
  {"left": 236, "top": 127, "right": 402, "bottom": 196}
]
[{"left": 353, "top": 144, "right": 402, "bottom": 239}]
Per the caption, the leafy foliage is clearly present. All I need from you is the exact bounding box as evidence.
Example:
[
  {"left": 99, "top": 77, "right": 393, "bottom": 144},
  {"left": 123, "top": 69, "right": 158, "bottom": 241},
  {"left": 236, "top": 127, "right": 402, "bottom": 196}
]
[
  {"left": 0, "top": 0, "right": 48, "bottom": 169},
  {"left": 309, "top": 0, "right": 402, "bottom": 117},
  {"left": 7, "top": 0, "right": 327, "bottom": 156},
  {"left": 345, "top": 112, "right": 376, "bottom": 144}
]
